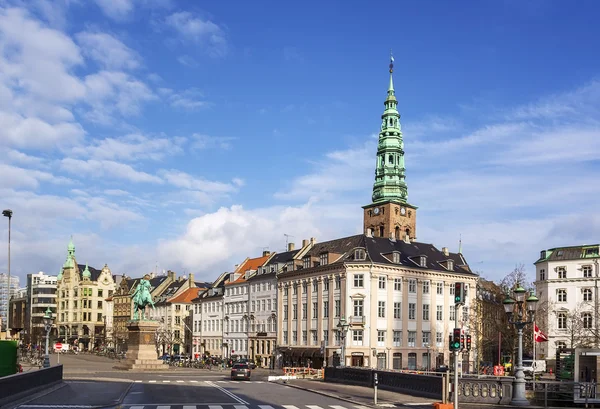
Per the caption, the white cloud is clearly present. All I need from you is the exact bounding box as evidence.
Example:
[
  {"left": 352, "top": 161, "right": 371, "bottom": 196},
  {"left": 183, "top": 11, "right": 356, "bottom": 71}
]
[
  {"left": 165, "top": 11, "right": 228, "bottom": 58},
  {"left": 191, "top": 134, "right": 235, "bottom": 150},
  {"left": 76, "top": 31, "right": 141, "bottom": 70},
  {"left": 94, "top": 0, "right": 133, "bottom": 20},
  {"left": 70, "top": 133, "right": 185, "bottom": 161},
  {"left": 159, "top": 87, "right": 209, "bottom": 110},
  {"left": 159, "top": 169, "right": 239, "bottom": 194},
  {"left": 0, "top": 111, "right": 85, "bottom": 149},
  {"left": 60, "top": 158, "right": 163, "bottom": 183}
]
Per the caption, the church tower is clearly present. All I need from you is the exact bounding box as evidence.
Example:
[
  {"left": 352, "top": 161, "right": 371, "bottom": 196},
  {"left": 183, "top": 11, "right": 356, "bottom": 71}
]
[{"left": 363, "top": 56, "right": 417, "bottom": 240}]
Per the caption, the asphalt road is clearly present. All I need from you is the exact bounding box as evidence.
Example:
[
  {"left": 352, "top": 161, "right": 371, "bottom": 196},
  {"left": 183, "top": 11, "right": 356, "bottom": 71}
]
[{"left": 14, "top": 379, "right": 372, "bottom": 409}]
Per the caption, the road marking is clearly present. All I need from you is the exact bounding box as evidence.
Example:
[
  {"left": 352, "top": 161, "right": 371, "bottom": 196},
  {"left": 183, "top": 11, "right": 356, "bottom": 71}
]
[
  {"left": 157, "top": 406, "right": 171, "bottom": 409},
  {"left": 176, "top": 380, "right": 185, "bottom": 383},
  {"left": 331, "top": 406, "right": 348, "bottom": 409},
  {"left": 255, "top": 381, "right": 264, "bottom": 383},
  {"left": 149, "top": 380, "right": 157, "bottom": 383},
  {"left": 353, "top": 406, "right": 371, "bottom": 409},
  {"left": 162, "top": 380, "right": 171, "bottom": 383},
  {"left": 209, "top": 406, "right": 224, "bottom": 409},
  {"left": 134, "top": 380, "right": 143, "bottom": 383},
  {"left": 307, "top": 406, "right": 324, "bottom": 409},
  {"left": 235, "top": 405, "right": 249, "bottom": 409},
  {"left": 283, "top": 406, "right": 300, "bottom": 409},
  {"left": 128, "top": 406, "right": 144, "bottom": 409},
  {"left": 190, "top": 380, "right": 199, "bottom": 383},
  {"left": 259, "top": 406, "right": 275, "bottom": 409},
  {"left": 205, "top": 381, "right": 249, "bottom": 405},
  {"left": 183, "top": 406, "right": 197, "bottom": 409}
]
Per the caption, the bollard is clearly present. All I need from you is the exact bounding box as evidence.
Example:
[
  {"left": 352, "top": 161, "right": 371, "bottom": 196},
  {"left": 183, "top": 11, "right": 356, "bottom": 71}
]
[{"left": 374, "top": 372, "right": 378, "bottom": 405}]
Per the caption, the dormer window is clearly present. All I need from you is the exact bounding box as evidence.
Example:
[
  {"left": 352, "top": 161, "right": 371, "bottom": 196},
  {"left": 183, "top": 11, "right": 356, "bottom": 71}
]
[
  {"left": 270, "top": 266, "right": 275, "bottom": 273},
  {"left": 420, "top": 256, "right": 427, "bottom": 267},
  {"left": 320, "top": 252, "right": 329, "bottom": 266},
  {"left": 392, "top": 251, "right": 401, "bottom": 264},
  {"left": 447, "top": 260, "right": 454, "bottom": 270},
  {"left": 354, "top": 249, "right": 366, "bottom": 261},
  {"left": 540, "top": 250, "right": 547, "bottom": 259},
  {"left": 303, "top": 256, "right": 310, "bottom": 269}
]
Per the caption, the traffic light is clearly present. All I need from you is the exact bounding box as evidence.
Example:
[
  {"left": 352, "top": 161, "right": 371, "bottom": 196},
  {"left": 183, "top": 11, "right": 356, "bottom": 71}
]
[
  {"left": 454, "top": 282, "right": 465, "bottom": 304},
  {"left": 460, "top": 334, "right": 465, "bottom": 350},
  {"left": 450, "top": 328, "right": 461, "bottom": 351},
  {"left": 466, "top": 334, "right": 472, "bottom": 351}
]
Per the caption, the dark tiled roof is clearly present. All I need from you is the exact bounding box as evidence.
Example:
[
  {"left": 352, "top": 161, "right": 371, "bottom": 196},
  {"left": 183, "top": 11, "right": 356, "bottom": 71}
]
[
  {"left": 154, "top": 280, "right": 186, "bottom": 305},
  {"left": 77, "top": 264, "right": 102, "bottom": 281},
  {"left": 150, "top": 276, "right": 167, "bottom": 288},
  {"left": 248, "top": 249, "right": 300, "bottom": 281},
  {"left": 363, "top": 236, "right": 474, "bottom": 275},
  {"left": 304, "top": 235, "right": 364, "bottom": 259},
  {"left": 194, "top": 281, "right": 212, "bottom": 288}
]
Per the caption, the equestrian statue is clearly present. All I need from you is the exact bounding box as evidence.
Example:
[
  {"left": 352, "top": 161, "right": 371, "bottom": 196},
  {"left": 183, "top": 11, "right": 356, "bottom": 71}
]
[{"left": 132, "top": 274, "right": 155, "bottom": 320}]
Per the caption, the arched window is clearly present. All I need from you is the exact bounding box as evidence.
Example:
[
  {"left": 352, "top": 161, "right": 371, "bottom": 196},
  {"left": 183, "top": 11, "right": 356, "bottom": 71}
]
[
  {"left": 389, "top": 154, "right": 394, "bottom": 164},
  {"left": 405, "top": 229, "right": 410, "bottom": 240},
  {"left": 379, "top": 225, "right": 385, "bottom": 238},
  {"left": 395, "top": 226, "right": 400, "bottom": 239}
]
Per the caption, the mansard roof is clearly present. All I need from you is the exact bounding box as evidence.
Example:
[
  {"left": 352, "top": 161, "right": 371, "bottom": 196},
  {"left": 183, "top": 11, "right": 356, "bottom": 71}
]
[
  {"left": 76, "top": 264, "right": 102, "bottom": 281},
  {"left": 247, "top": 249, "right": 300, "bottom": 281},
  {"left": 535, "top": 244, "right": 600, "bottom": 264}
]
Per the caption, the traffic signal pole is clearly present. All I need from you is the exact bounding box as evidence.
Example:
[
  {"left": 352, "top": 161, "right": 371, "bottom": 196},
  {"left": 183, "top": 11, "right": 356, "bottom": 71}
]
[{"left": 454, "top": 305, "right": 460, "bottom": 409}]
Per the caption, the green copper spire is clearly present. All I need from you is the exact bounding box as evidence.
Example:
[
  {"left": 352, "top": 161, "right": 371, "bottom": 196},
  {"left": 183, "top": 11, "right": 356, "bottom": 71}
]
[
  {"left": 82, "top": 263, "right": 91, "bottom": 279},
  {"left": 371, "top": 54, "right": 409, "bottom": 204},
  {"left": 57, "top": 268, "right": 63, "bottom": 281}
]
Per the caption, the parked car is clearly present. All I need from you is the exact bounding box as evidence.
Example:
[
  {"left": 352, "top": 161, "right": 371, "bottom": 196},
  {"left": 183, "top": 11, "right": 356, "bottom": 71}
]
[
  {"left": 236, "top": 359, "right": 256, "bottom": 369},
  {"left": 231, "top": 363, "right": 251, "bottom": 380}
]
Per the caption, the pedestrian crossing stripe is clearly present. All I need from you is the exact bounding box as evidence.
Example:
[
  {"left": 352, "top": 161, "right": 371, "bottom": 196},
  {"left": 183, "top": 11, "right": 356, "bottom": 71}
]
[
  {"left": 121, "top": 405, "right": 386, "bottom": 409},
  {"left": 134, "top": 380, "right": 266, "bottom": 385}
]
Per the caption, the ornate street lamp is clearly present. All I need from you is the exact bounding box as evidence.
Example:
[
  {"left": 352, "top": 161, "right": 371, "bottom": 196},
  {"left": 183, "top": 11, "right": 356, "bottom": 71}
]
[
  {"left": 42, "top": 307, "right": 54, "bottom": 368},
  {"left": 503, "top": 285, "right": 538, "bottom": 406},
  {"left": 337, "top": 316, "right": 349, "bottom": 367},
  {"left": 2, "top": 209, "right": 12, "bottom": 335}
]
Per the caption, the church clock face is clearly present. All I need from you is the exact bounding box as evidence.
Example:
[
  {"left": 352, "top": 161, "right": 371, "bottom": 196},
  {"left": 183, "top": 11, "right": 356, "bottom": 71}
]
[
  {"left": 373, "top": 207, "right": 380, "bottom": 215},
  {"left": 400, "top": 207, "right": 406, "bottom": 215}
]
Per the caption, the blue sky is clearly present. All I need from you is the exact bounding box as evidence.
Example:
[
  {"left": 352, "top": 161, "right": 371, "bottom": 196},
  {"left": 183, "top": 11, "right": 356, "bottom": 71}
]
[{"left": 1, "top": 0, "right": 599, "bottom": 284}]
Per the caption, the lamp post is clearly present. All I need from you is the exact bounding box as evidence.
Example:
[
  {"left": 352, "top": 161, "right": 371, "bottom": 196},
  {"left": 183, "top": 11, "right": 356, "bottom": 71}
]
[
  {"left": 2, "top": 209, "right": 12, "bottom": 335},
  {"left": 337, "top": 316, "right": 349, "bottom": 367},
  {"left": 42, "top": 307, "right": 54, "bottom": 368},
  {"left": 503, "top": 285, "right": 538, "bottom": 406}
]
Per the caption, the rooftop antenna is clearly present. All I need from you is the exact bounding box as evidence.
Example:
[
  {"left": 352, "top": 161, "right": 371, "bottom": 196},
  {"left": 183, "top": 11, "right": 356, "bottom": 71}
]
[{"left": 284, "top": 233, "right": 294, "bottom": 249}]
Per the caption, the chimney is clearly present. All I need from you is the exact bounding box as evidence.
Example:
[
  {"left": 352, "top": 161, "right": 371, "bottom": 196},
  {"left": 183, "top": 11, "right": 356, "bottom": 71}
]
[
  {"left": 189, "top": 273, "right": 194, "bottom": 288},
  {"left": 442, "top": 247, "right": 449, "bottom": 257},
  {"left": 310, "top": 237, "right": 316, "bottom": 245},
  {"left": 168, "top": 270, "right": 176, "bottom": 281},
  {"left": 263, "top": 250, "right": 271, "bottom": 257},
  {"left": 302, "top": 239, "right": 309, "bottom": 247},
  {"left": 288, "top": 242, "right": 295, "bottom": 251},
  {"left": 150, "top": 272, "right": 155, "bottom": 279}
]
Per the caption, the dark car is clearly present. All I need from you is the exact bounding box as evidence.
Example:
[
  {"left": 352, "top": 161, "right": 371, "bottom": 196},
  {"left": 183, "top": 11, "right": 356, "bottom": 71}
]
[
  {"left": 236, "top": 359, "right": 256, "bottom": 369},
  {"left": 230, "top": 363, "right": 251, "bottom": 380}
]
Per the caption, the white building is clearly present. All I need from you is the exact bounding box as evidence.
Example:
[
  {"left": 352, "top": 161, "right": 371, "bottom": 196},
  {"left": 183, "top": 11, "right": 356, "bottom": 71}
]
[
  {"left": 223, "top": 253, "right": 271, "bottom": 361},
  {"left": 534, "top": 244, "right": 600, "bottom": 363},
  {"left": 191, "top": 273, "right": 228, "bottom": 359},
  {"left": 27, "top": 271, "right": 57, "bottom": 344}
]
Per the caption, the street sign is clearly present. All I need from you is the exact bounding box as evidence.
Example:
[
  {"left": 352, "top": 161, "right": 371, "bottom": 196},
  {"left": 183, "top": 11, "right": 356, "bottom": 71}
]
[{"left": 55, "top": 342, "right": 63, "bottom": 351}]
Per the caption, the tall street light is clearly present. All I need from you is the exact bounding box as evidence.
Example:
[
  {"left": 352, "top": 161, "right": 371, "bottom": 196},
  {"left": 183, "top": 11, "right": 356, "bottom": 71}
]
[
  {"left": 2, "top": 209, "right": 12, "bottom": 335},
  {"left": 503, "top": 285, "right": 538, "bottom": 406},
  {"left": 337, "top": 316, "right": 349, "bottom": 367},
  {"left": 42, "top": 307, "right": 54, "bottom": 368}
]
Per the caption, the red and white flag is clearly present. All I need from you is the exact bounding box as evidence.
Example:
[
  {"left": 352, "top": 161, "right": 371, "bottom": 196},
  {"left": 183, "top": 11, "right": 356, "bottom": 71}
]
[{"left": 534, "top": 323, "right": 549, "bottom": 342}]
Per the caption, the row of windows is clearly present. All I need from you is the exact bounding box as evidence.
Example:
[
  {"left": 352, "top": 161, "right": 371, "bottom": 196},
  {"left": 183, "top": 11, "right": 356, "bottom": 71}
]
[
  {"left": 59, "top": 312, "right": 103, "bottom": 322},
  {"left": 283, "top": 277, "right": 340, "bottom": 295},
  {"left": 281, "top": 329, "right": 445, "bottom": 348},
  {"left": 556, "top": 311, "right": 593, "bottom": 329},
  {"left": 353, "top": 276, "right": 464, "bottom": 296},
  {"left": 539, "top": 265, "right": 595, "bottom": 280},
  {"left": 283, "top": 300, "right": 340, "bottom": 320},
  {"left": 556, "top": 288, "right": 594, "bottom": 302},
  {"left": 60, "top": 288, "right": 113, "bottom": 298}
]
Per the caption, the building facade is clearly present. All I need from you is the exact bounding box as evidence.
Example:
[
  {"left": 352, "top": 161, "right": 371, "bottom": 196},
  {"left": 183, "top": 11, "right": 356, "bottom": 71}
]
[
  {"left": 192, "top": 272, "right": 228, "bottom": 359},
  {"left": 8, "top": 288, "right": 27, "bottom": 342},
  {"left": 26, "top": 272, "right": 57, "bottom": 345},
  {"left": 55, "top": 239, "right": 117, "bottom": 350},
  {"left": 223, "top": 254, "right": 271, "bottom": 361},
  {"left": 247, "top": 245, "right": 302, "bottom": 367},
  {"left": 534, "top": 244, "right": 600, "bottom": 364}
]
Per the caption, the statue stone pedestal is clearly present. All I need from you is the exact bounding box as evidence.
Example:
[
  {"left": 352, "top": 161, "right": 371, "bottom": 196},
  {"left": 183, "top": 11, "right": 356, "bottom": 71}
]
[{"left": 114, "top": 320, "right": 167, "bottom": 371}]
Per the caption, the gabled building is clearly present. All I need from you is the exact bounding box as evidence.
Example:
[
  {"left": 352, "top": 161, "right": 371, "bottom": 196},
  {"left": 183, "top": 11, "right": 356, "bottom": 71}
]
[
  {"left": 276, "top": 58, "right": 476, "bottom": 371},
  {"left": 55, "top": 239, "right": 116, "bottom": 350},
  {"left": 191, "top": 272, "right": 229, "bottom": 359},
  {"left": 223, "top": 253, "right": 272, "bottom": 361},
  {"left": 247, "top": 242, "right": 309, "bottom": 368}
]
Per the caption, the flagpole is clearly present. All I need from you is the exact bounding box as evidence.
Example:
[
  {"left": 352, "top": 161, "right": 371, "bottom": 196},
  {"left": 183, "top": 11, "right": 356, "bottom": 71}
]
[{"left": 533, "top": 322, "right": 536, "bottom": 392}]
